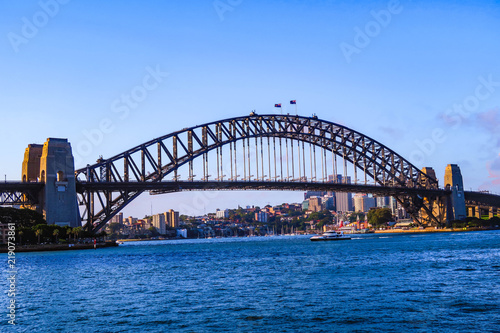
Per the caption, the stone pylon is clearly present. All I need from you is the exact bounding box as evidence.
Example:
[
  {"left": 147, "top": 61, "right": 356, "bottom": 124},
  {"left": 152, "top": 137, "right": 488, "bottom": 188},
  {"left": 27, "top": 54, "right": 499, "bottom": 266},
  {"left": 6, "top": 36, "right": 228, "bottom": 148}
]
[
  {"left": 444, "top": 164, "right": 466, "bottom": 221},
  {"left": 23, "top": 138, "right": 81, "bottom": 227}
]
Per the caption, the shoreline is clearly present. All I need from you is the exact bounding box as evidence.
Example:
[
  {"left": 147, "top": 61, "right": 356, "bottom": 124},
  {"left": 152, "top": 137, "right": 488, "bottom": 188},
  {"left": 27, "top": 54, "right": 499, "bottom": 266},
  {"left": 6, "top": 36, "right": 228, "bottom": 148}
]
[
  {"left": 373, "top": 227, "right": 495, "bottom": 234},
  {"left": 0, "top": 241, "right": 119, "bottom": 253}
]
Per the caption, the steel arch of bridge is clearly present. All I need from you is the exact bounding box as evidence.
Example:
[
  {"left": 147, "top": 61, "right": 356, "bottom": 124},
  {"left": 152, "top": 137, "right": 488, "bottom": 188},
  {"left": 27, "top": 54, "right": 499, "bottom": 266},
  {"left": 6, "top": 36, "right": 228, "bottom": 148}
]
[{"left": 75, "top": 114, "right": 440, "bottom": 232}]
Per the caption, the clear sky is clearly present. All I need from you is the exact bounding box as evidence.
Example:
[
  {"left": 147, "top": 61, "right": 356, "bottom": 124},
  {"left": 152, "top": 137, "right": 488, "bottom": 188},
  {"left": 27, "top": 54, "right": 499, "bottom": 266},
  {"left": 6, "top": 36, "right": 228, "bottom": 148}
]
[{"left": 1, "top": 0, "right": 500, "bottom": 218}]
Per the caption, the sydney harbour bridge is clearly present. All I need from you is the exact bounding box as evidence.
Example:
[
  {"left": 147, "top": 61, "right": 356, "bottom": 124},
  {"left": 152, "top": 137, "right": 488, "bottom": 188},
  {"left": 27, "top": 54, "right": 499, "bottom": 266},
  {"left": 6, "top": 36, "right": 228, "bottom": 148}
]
[{"left": 1, "top": 113, "right": 499, "bottom": 233}]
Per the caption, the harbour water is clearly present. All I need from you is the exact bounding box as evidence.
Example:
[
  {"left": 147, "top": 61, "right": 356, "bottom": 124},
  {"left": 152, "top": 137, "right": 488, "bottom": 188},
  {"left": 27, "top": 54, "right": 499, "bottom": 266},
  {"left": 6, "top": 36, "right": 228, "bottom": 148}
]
[{"left": 4, "top": 231, "right": 500, "bottom": 332}]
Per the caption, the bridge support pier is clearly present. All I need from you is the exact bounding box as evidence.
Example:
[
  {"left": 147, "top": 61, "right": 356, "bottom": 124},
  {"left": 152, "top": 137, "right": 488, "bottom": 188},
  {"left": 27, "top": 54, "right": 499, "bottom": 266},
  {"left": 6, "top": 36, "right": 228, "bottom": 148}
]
[
  {"left": 444, "top": 164, "right": 466, "bottom": 221},
  {"left": 489, "top": 207, "right": 497, "bottom": 219},
  {"left": 467, "top": 206, "right": 474, "bottom": 217},
  {"left": 474, "top": 206, "right": 481, "bottom": 219},
  {"left": 23, "top": 138, "right": 81, "bottom": 227}
]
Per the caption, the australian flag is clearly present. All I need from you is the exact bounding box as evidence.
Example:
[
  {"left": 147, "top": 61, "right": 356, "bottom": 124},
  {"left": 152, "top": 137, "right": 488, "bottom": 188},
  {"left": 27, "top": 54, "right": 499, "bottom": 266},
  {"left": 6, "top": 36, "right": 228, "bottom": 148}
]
[
  {"left": 275, "top": 104, "right": 282, "bottom": 107},
  {"left": 290, "top": 100, "right": 296, "bottom": 104}
]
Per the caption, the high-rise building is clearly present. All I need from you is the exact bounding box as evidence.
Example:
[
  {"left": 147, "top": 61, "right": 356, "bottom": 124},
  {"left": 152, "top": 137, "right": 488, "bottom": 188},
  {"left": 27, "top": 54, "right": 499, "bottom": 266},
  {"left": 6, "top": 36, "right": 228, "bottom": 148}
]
[
  {"left": 110, "top": 212, "right": 123, "bottom": 225},
  {"left": 353, "top": 194, "right": 365, "bottom": 212},
  {"left": 365, "top": 196, "right": 376, "bottom": 212},
  {"left": 376, "top": 196, "right": 390, "bottom": 208},
  {"left": 152, "top": 214, "right": 166, "bottom": 234},
  {"left": 308, "top": 197, "right": 323, "bottom": 212},
  {"left": 165, "top": 209, "right": 179, "bottom": 228},
  {"left": 322, "top": 195, "right": 335, "bottom": 210},
  {"left": 335, "top": 175, "right": 353, "bottom": 212},
  {"left": 354, "top": 194, "right": 377, "bottom": 212},
  {"left": 304, "top": 191, "right": 325, "bottom": 200}
]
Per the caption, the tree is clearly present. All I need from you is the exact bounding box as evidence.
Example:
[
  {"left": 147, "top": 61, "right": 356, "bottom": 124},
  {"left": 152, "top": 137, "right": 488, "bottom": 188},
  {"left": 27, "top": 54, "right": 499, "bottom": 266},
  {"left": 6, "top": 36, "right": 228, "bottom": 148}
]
[
  {"left": 148, "top": 227, "right": 160, "bottom": 237},
  {"left": 73, "top": 227, "right": 82, "bottom": 242},
  {"left": 53, "top": 229, "right": 59, "bottom": 243},
  {"left": 35, "top": 229, "right": 42, "bottom": 244},
  {"left": 367, "top": 208, "right": 393, "bottom": 229},
  {"left": 349, "top": 212, "right": 365, "bottom": 222},
  {"left": 108, "top": 222, "right": 122, "bottom": 234},
  {"left": 349, "top": 212, "right": 357, "bottom": 223},
  {"left": 0, "top": 207, "right": 46, "bottom": 227}
]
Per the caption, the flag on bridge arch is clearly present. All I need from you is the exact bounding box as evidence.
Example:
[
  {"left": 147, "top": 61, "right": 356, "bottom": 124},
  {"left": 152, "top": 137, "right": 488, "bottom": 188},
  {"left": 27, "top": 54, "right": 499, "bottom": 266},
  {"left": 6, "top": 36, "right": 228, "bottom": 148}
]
[
  {"left": 290, "top": 100, "right": 296, "bottom": 104},
  {"left": 274, "top": 104, "right": 282, "bottom": 108}
]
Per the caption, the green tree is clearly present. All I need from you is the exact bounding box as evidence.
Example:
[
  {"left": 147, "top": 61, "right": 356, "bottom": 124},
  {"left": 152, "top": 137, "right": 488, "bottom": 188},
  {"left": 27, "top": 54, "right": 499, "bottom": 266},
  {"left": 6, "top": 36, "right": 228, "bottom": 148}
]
[
  {"left": 349, "top": 212, "right": 358, "bottom": 223},
  {"left": 53, "top": 229, "right": 59, "bottom": 243},
  {"left": 73, "top": 227, "right": 82, "bottom": 241},
  {"left": 108, "top": 222, "right": 122, "bottom": 234},
  {"left": 35, "top": 229, "right": 42, "bottom": 244},
  {"left": 0, "top": 207, "right": 46, "bottom": 227},
  {"left": 367, "top": 208, "right": 393, "bottom": 229},
  {"left": 148, "top": 227, "right": 160, "bottom": 237}
]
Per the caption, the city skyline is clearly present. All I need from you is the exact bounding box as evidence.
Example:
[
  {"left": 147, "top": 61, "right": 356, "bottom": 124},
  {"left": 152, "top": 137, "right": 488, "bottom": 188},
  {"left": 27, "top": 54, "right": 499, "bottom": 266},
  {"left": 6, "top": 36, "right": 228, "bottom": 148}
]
[{"left": 1, "top": 0, "right": 499, "bottom": 218}]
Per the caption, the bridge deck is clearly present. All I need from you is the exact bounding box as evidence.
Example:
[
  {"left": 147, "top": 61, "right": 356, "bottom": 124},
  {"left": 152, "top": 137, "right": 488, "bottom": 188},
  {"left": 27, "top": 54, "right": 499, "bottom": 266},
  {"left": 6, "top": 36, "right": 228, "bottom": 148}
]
[
  {"left": 0, "top": 182, "right": 44, "bottom": 191},
  {"left": 0, "top": 182, "right": 44, "bottom": 205},
  {"left": 76, "top": 181, "right": 449, "bottom": 197}
]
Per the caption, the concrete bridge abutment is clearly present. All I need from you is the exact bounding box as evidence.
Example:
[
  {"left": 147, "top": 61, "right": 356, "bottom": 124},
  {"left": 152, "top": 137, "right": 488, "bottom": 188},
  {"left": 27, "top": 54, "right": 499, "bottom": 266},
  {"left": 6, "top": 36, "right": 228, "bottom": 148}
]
[
  {"left": 22, "top": 138, "right": 80, "bottom": 227},
  {"left": 444, "top": 164, "right": 466, "bottom": 221}
]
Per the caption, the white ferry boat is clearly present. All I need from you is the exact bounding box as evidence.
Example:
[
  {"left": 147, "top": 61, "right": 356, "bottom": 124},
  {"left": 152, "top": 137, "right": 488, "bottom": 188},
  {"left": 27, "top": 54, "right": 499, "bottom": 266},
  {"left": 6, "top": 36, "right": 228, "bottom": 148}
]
[{"left": 310, "top": 231, "right": 351, "bottom": 241}]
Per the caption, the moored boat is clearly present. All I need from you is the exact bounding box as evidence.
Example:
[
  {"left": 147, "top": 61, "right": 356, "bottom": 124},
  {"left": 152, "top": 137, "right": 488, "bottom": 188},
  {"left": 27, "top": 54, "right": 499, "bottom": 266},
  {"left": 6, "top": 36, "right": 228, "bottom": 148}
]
[{"left": 310, "top": 231, "right": 351, "bottom": 241}]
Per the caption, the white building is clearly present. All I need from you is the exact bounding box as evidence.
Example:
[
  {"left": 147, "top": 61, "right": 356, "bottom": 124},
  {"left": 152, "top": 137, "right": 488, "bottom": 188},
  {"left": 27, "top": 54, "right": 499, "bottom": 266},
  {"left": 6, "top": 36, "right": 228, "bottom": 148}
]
[
  {"left": 216, "top": 209, "right": 229, "bottom": 219},
  {"left": 152, "top": 214, "right": 166, "bottom": 234},
  {"left": 353, "top": 194, "right": 376, "bottom": 213}
]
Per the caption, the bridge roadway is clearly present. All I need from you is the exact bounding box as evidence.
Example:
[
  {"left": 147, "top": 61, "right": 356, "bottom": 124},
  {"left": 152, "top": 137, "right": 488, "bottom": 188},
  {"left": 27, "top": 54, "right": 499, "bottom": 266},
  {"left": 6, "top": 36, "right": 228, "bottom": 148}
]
[
  {"left": 0, "top": 182, "right": 44, "bottom": 204},
  {"left": 3, "top": 180, "right": 500, "bottom": 211},
  {"left": 76, "top": 180, "right": 449, "bottom": 197}
]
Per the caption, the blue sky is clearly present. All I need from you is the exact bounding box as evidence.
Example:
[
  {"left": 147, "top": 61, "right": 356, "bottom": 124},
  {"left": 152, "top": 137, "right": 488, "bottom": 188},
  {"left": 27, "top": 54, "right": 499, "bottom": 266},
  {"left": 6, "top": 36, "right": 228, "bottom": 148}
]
[{"left": 1, "top": 0, "right": 500, "bottom": 217}]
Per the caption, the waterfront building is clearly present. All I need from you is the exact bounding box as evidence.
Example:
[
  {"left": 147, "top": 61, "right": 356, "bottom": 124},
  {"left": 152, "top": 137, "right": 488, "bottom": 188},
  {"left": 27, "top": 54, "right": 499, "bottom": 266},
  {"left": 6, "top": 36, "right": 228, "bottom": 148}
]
[
  {"left": 165, "top": 209, "right": 179, "bottom": 228},
  {"left": 152, "top": 214, "right": 166, "bottom": 234},
  {"left": 255, "top": 211, "right": 269, "bottom": 222},
  {"left": 125, "top": 216, "right": 137, "bottom": 225},
  {"left": 110, "top": 212, "right": 123, "bottom": 225},
  {"left": 302, "top": 200, "right": 309, "bottom": 211},
  {"left": 216, "top": 209, "right": 229, "bottom": 219}
]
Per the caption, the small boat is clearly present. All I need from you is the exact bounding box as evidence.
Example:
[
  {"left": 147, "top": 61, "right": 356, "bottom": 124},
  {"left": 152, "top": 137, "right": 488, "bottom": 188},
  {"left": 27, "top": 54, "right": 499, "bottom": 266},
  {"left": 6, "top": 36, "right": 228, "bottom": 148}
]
[{"left": 310, "top": 231, "right": 351, "bottom": 241}]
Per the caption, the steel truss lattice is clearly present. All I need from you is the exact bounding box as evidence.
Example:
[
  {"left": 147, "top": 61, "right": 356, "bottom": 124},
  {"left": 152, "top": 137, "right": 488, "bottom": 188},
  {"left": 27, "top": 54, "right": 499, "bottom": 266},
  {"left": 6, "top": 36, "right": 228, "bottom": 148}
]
[{"left": 76, "top": 114, "right": 445, "bottom": 232}]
